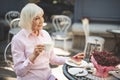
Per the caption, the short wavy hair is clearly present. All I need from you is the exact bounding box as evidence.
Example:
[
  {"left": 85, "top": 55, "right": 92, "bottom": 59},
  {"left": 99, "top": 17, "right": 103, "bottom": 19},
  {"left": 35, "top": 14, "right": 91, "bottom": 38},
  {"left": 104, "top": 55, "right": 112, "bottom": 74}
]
[{"left": 19, "top": 3, "right": 44, "bottom": 32}]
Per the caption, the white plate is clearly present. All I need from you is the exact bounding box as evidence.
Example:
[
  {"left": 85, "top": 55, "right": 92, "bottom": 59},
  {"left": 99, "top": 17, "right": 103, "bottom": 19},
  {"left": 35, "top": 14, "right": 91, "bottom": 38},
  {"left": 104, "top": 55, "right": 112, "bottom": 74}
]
[
  {"left": 66, "top": 59, "right": 88, "bottom": 67},
  {"left": 111, "top": 30, "right": 120, "bottom": 33},
  {"left": 68, "top": 67, "right": 88, "bottom": 76}
]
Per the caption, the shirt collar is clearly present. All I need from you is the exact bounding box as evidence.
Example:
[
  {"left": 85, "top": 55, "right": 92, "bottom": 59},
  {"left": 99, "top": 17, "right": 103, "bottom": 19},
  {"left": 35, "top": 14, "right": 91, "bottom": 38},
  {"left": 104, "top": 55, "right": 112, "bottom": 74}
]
[{"left": 23, "top": 29, "right": 44, "bottom": 38}]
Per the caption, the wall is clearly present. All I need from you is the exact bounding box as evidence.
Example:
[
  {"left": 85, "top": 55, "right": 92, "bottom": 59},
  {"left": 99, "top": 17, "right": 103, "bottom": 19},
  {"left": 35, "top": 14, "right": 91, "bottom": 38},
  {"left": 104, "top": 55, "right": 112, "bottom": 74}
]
[
  {"left": 0, "top": 0, "right": 28, "bottom": 19},
  {"left": 74, "top": 0, "right": 120, "bottom": 23}
]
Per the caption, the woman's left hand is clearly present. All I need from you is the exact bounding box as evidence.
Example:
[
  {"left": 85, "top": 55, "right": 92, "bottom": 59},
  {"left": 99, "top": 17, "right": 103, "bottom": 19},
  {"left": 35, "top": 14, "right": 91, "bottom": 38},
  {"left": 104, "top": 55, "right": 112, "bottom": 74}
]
[{"left": 73, "top": 52, "right": 85, "bottom": 59}]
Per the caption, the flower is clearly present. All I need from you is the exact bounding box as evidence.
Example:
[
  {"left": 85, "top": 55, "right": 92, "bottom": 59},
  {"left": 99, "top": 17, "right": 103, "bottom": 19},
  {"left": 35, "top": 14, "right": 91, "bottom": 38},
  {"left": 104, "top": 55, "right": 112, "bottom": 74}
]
[{"left": 91, "top": 50, "right": 120, "bottom": 66}]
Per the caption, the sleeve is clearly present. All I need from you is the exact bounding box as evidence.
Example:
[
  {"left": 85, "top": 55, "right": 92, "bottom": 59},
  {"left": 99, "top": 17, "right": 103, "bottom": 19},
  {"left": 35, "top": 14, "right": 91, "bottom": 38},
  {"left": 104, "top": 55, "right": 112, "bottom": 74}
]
[
  {"left": 49, "top": 50, "right": 68, "bottom": 65},
  {"left": 11, "top": 38, "right": 33, "bottom": 77}
]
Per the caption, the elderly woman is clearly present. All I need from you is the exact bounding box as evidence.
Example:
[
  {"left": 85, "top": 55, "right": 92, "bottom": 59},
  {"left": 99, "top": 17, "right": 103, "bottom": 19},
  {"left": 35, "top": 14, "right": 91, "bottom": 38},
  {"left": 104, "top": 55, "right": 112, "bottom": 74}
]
[{"left": 11, "top": 3, "right": 85, "bottom": 80}]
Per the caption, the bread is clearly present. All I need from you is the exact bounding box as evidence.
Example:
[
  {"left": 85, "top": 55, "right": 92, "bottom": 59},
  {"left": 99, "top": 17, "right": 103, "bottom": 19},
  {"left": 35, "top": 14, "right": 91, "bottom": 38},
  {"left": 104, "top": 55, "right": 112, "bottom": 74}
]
[{"left": 69, "top": 56, "right": 82, "bottom": 65}]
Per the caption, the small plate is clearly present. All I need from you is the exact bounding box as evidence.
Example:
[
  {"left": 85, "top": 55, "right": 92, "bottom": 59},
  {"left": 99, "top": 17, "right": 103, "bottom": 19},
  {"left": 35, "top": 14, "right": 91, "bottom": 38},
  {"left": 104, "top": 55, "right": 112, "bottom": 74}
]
[
  {"left": 68, "top": 67, "right": 88, "bottom": 76},
  {"left": 111, "top": 30, "right": 120, "bottom": 33},
  {"left": 65, "top": 59, "right": 88, "bottom": 67}
]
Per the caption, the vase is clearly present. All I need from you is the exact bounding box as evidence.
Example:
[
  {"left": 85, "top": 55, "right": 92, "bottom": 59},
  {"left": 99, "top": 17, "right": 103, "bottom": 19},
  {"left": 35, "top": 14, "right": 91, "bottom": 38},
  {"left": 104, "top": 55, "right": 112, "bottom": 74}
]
[{"left": 91, "top": 56, "right": 115, "bottom": 78}]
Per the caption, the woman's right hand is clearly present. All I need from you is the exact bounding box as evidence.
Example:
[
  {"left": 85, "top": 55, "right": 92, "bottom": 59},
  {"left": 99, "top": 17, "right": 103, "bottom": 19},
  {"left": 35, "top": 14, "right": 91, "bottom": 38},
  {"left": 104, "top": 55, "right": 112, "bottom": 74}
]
[
  {"left": 29, "top": 44, "right": 44, "bottom": 63},
  {"left": 33, "top": 44, "right": 44, "bottom": 56}
]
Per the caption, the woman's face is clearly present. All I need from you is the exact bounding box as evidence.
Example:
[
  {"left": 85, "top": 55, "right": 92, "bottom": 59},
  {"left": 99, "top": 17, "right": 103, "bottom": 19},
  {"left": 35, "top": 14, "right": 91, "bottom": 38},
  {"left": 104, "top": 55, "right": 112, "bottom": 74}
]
[{"left": 32, "top": 14, "right": 44, "bottom": 32}]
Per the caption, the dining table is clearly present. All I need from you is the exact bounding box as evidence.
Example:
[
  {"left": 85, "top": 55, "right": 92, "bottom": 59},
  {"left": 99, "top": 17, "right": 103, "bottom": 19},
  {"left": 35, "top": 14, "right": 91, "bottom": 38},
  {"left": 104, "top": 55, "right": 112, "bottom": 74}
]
[
  {"left": 106, "top": 29, "right": 120, "bottom": 56},
  {"left": 62, "top": 59, "right": 120, "bottom": 80}
]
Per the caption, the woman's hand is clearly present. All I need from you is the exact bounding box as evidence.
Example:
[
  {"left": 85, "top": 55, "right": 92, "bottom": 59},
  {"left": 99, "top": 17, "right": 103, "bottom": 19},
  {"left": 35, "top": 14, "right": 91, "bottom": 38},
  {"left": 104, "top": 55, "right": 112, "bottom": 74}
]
[
  {"left": 73, "top": 52, "right": 85, "bottom": 59},
  {"left": 33, "top": 44, "right": 44, "bottom": 56},
  {"left": 29, "top": 44, "right": 44, "bottom": 63}
]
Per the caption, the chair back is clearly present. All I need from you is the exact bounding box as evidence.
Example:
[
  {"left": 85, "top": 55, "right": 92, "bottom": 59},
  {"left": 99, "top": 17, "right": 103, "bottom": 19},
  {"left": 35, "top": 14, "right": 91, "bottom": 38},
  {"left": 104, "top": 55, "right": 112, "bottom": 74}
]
[
  {"left": 82, "top": 18, "right": 90, "bottom": 41},
  {"left": 10, "top": 18, "right": 20, "bottom": 29},
  {"left": 82, "top": 18, "right": 105, "bottom": 60},
  {"left": 5, "top": 11, "right": 20, "bottom": 25},
  {"left": 7, "top": 18, "right": 21, "bottom": 42},
  {"left": 52, "top": 15, "right": 71, "bottom": 34},
  {"left": 4, "top": 42, "right": 13, "bottom": 69},
  {"left": 82, "top": 18, "right": 90, "bottom": 53}
]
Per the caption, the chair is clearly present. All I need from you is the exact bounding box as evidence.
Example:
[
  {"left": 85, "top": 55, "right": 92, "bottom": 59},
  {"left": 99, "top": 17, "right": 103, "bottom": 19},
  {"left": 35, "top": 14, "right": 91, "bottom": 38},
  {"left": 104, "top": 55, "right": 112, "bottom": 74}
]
[
  {"left": 52, "top": 15, "right": 72, "bottom": 50},
  {"left": 8, "top": 18, "right": 21, "bottom": 42},
  {"left": 4, "top": 42, "right": 13, "bottom": 69},
  {"left": 82, "top": 18, "right": 105, "bottom": 61},
  {"left": 5, "top": 11, "right": 20, "bottom": 25}
]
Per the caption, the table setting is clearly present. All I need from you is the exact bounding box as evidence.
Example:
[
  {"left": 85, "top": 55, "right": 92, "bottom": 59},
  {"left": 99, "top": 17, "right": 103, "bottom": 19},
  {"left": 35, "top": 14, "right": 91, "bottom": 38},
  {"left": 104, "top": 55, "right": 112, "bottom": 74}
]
[
  {"left": 63, "top": 52, "right": 120, "bottom": 80},
  {"left": 63, "top": 54, "right": 96, "bottom": 80}
]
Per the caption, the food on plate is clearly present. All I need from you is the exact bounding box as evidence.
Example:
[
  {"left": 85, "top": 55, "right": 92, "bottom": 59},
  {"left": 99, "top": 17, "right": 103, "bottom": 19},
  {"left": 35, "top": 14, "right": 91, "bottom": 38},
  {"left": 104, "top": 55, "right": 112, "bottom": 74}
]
[{"left": 69, "top": 56, "right": 82, "bottom": 65}]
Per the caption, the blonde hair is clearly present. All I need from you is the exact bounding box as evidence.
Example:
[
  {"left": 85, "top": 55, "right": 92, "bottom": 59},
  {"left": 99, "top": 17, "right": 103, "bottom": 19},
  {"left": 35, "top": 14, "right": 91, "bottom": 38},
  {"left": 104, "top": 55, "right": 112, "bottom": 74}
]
[{"left": 19, "top": 3, "right": 44, "bottom": 32}]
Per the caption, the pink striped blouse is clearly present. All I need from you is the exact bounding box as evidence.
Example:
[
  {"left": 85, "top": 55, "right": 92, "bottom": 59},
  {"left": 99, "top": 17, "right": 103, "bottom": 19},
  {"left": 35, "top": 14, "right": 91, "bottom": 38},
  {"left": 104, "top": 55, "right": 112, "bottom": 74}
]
[{"left": 11, "top": 29, "right": 66, "bottom": 80}]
